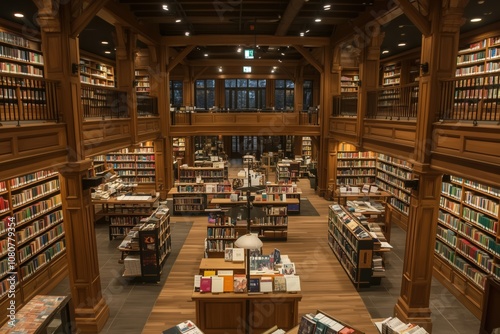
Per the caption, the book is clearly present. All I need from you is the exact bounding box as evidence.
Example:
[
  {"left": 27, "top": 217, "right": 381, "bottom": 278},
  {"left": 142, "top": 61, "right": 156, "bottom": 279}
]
[
  {"left": 249, "top": 277, "right": 261, "bottom": 293},
  {"left": 203, "top": 270, "right": 216, "bottom": 276},
  {"left": 225, "top": 247, "right": 244, "bottom": 262},
  {"left": 327, "top": 323, "right": 345, "bottom": 334},
  {"left": 211, "top": 275, "right": 224, "bottom": 293},
  {"left": 233, "top": 274, "right": 247, "bottom": 293},
  {"left": 285, "top": 274, "right": 301, "bottom": 292},
  {"left": 199, "top": 276, "right": 211, "bottom": 293},
  {"left": 176, "top": 320, "right": 197, "bottom": 333},
  {"left": 217, "top": 270, "right": 234, "bottom": 292},
  {"left": 281, "top": 262, "right": 296, "bottom": 275},
  {"left": 193, "top": 274, "right": 201, "bottom": 292},
  {"left": 260, "top": 276, "right": 273, "bottom": 293},
  {"left": 273, "top": 275, "right": 286, "bottom": 292},
  {"left": 298, "top": 313, "right": 317, "bottom": 334}
]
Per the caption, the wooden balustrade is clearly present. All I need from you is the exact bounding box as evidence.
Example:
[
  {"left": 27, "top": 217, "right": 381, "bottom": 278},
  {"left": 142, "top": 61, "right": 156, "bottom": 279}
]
[{"left": 81, "top": 83, "right": 128, "bottom": 119}]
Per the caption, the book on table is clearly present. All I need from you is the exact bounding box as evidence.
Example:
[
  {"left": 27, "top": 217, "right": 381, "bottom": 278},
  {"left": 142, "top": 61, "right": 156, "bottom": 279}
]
[
  {"left": 211, "top": 276, "right": 224, "bottom": 293},
  {"left": 233, "top": 274, "right": 247, "bottom": 293}
]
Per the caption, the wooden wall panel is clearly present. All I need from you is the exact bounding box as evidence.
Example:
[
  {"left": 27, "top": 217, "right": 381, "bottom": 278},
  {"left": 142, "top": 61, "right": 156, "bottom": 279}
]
[
  {"left": 137, "top": 117, "right": 161, "bottom": 142},
  {"left": 83, "top": 119, "right": 133, "bottom": 156},
  {"left": 363, "top": 120, "right": 417, "bottom": 148}
]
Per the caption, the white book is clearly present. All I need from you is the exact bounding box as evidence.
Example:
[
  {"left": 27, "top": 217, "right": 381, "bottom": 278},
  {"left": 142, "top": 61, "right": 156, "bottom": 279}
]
[
  {"left": 193, "top": 274, "right": 202, "bottom": 292},
  {"left": 260, "top": 276, "right": 273, "bottom": 293},
  {"left": 211, "top": 275, "right": 224, "bottom": 293},
  {"left": 285, "top": 275, "right": 301, "bottom": 292}
]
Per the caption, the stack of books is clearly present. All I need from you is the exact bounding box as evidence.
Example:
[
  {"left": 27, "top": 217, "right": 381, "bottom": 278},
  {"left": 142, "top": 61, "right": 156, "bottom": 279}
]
[{"left": 377, "top": 317, "right": 429, "bottom": 334}]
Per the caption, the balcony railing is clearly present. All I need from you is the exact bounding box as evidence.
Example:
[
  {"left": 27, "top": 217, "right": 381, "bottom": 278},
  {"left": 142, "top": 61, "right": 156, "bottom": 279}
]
[
  {"left": 137, "top": 94, "right": 158, "bottom": 117},
  {"left": 332, "top": 93, "right": 358, "bottom": 117},
  {"left": 440, "top": 73, "right": 500, "bottom": 123},
  {"left": 81, "top": 84, "right": 128, "bottom": 119},
  {"left": 366, "top": 83, "right": 419, "bottom": 120},
  {"left": 0, "top": 73, "right": 59, "bottom": 125}
]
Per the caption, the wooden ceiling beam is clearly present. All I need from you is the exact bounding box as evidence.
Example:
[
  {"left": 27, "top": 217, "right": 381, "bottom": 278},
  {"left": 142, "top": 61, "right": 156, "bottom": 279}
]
[
  {"left": 167, "top": 45, "right": 196, "bottom": 73},
  {"left": 275, "top": 0, "right": 306, "bottom": 36},
  {"left": 71, "top": 0, "right": 112, "bottom": 37},
  {"left": 98, "top": 1, "right": 161, "bottom": 46},
  {"left": 292, "top": 45, "right": 323, "bottom": 74},
  {"left": 163, "top": 35, "right": 330, "bottom": 47},
  {"left": 184, "top": 59, "right": 300, "bottom": 67},
  {"left": 395, "top": 0, "right": 431, "bottom": 36}
]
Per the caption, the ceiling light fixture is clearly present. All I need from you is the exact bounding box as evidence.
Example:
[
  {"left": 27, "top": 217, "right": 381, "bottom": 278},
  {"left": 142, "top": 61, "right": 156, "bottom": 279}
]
[
  {"left": 185, "top": 31, "right": 190, "bottom": 36},
  {"left": 204, "top": 53, "right": 208, "bottom": 57},
  {"left": 315, "top": 18, "right": 322, "bottom": 22},
  {"left": 14, "top": 13, "right": 24, "bottom": 18},
  {"left": 300, "top": 32, "right": 304, "bottom": 36},
  {"left": 237, "top": 47, "right": 242, "bottom": 53},
  {"left": 175, "top": 19, "right": 181, "bottom": 23},
  {"left": 470, "top": 17, "right": 482, "bottom": 22},
  {"left": 382, "top": 50, "right": 389, "bottom": 54},
  {"left": 219, "top": 67, "right": 223, "bottom": 72},
  {"left": 101, "top": 41, "right": 109, "bottom": 45},
  {"left": 104, "top": 51, "right": 111, "bottom": 54},
  {"left": 398, "top": 42, "right": 406, "bottom": 47},
  {"left": 162, "top": 4, "right": 168, "bottom": 10},
  {"left": 323, "top": 4, "right": 331, "bottom": 10}
]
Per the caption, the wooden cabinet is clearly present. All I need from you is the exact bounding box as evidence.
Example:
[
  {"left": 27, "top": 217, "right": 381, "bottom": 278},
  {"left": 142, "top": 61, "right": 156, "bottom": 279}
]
[
  {"left": 381, "top": 62, "right": 401, "bottom": 87},
  {"left": 433, "top": 175, "right": 500, "bottom": 318},
  {"left": 179, "top": 166, "right": 225, "bottom": 184},
  {"left": 327, "top": 204, "right": 374, "bottom": 288},
  {"left": 0, "top": 169, "right": 67, "bottom": 325}
]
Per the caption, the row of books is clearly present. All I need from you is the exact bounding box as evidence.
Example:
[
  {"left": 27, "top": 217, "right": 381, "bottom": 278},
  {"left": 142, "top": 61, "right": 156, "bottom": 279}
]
[
  {"left": 0, "top": 31, "right": 34, "bottom": 48},
  {"left": 20, "top": 241, "right": 65, "bottom": 280},
  {"left": 336, "top": 177, "right": 376, "bottom": 185},
  {"left": 464, "top": 191, "right": 499, "bottom": 215},
  {"left": 377, "top": 316, "right": 429, "bottom": 334},
  {"left": 456, "top": 221, "right": 498, "bottom": 254},
  {"left": 0, "top": 45, "right": 43, "bottom": 64},
  {"left": 338, "top": 152, "right": 376, "bottom": 159},
  {"left": 298, "top": 312, "right": 360, "bottom": 334},
  {"left": 17, "top": 226, "right": 65, "bottom": 263},
  {"left": 9, "top": 170, "right": 56, "bottom": 189},
  {"left": 0, "top": 63, "right": 43, "bottom": 76},
  {"left": 11, "top": 179, "right": 60, "bottom": 208},
  {"left": 337, "top": 169, "right": 374, "bottom": 176},
  {"left": 0, "top": 88, "right": 46, "bottom": 101},
  {"left": 194, "top": 272, "right": 300, "bottom": 294},
  {"left": 13, "top": 195, "right": 62, "bottom": 224},
  {"left": 15, "top": 210, "right": 63, "bottom": 243},
  {"left": 338, "top": 161, "right": 376, "bottom": 167}
]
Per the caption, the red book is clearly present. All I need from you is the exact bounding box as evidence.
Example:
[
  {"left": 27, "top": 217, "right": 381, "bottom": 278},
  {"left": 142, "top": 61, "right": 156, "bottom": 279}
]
[{"left": 200, "top": 276, "right": 212, "bottom": 293}]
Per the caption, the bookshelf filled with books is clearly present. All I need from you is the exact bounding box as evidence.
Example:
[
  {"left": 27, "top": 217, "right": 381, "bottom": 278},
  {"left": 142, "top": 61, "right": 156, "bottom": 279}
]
[
  {"left": 265, "top": 183, "right": 301, "bottom": 214},
  {"left": 327, "top": 204, "right": 374, "bottom": 288},
  {"left": 275, "top": 162, "right": 300, "bottom": 183},
  {"left": 340, "top": 69, "right": 360, "bottom": 93},
  {"left": 335, "top": 142, "right": 376, "bottom": 188},
  {"left": 381, "top": 62, "right": 401, "bottom": 87},
  {"left": 134, "top": 68, "right": 150, "bottom": 94},
  {"left": 173, "top": 137, "right": 186, "bottom": 160},
  {"left": 205, "top": 210, "right": 247, "bottom": 258},
  {"left": 178, "top": 166, "right": 226, "bottom": 184},
  {"left": 118, "top": 204, "right": 171, "bottom": 281},
  {"left": 79, "top": 54, "right": 115, "bottom": 87},
  {"left": 102, "top": 141, "right": 157, "bottom": 187},
  {"left": 375, "top": 153, "right": 414, "bottom": 231},
  {"left": 0, "top": 28, "right": 44, "bottom": 77},
  {"left": 301, "top": 136, "right": 312, "bottom": 157},
  {"left": 433, "top": 175, "right": 500, "bottom": 318},
  {"left": 0, "top": 168, "right": 67, "bottom": 322}
]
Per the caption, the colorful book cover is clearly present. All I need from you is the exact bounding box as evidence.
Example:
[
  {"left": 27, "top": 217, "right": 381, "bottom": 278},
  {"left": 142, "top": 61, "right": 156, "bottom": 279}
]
[
  {"left": 233, "top": 274, "right": 247, "bottom": 293},
  {"left": 249, "top": 277, "right": 260, "bottom": 293},
  {"left": 273, "top": 275, "right": 286, "bottom": 292},
  {"left": 199, "top": 276, "right": 211, "bottom": 293}
]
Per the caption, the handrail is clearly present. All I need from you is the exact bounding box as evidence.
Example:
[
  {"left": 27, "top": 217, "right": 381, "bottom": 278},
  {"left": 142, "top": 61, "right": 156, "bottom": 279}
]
[
  {"left": 81, "top": 83, "right": 128, "bottom": 119},
  {"left": 332, "top": 92, "right": 358, "bottom": 117},
  {"left": 0, "top": 73, "right": 60, "bottom": 125},
  {"left": 366, "top": 83, "right": 419, "bottom": 120}
]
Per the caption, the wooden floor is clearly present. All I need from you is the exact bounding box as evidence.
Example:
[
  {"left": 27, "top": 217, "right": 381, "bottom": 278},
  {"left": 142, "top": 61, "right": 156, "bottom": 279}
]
[{"left": 142, "top": 176, "right": 379, "bottom": 334}]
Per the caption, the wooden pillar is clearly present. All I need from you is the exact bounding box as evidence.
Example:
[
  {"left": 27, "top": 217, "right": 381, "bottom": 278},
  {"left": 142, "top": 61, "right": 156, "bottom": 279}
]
[
  {"left": 317, "top": 46, "right": 331, "bottom": 197},
  {"left": 59, "top": 161, "right": 110, "bottom": 333},
  {"left": 331, "top": 45, "right": 342, "bottom": 96},
  {"left": 394, "top": 1, "right": 466, "bottom": 331},
  {"left": 37, "top": 3, "right": 110, "bottom": 332},
  {"left": 294, "top": 66, "right": 304, "bottom": 112}
]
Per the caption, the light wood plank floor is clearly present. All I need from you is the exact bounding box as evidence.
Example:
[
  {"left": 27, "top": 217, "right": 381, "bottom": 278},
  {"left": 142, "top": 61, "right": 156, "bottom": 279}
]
[{"left": 142, "top": 174, "right": 378, "bottom": 334}]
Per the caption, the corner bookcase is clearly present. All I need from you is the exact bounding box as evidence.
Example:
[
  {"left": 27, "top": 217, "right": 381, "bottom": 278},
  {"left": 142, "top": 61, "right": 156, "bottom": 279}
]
[
  {"left": 434, "top": 175, "right": 500, "bottom": 318},
  {"left": 0, "top": 169, "right": 67, "bottom": 323},
  {"left": 103, "top": 141, "right": 157, "bottom": 188},
  {"left": 327, "top": 204, "right": 374, "bottom": 289}
]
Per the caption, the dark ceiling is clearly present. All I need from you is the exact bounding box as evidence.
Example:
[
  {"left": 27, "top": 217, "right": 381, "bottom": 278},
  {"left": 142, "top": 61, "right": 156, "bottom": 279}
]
[{"left": 1, "top": 0, "right": 499, "bottom": 63}]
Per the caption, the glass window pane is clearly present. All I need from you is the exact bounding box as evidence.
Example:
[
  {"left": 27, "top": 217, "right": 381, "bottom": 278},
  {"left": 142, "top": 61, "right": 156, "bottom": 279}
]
[
  {"left": 258, "top": 79, "right": 267, "bottom": 87},
  {"left": 196, "top": 80, "right": 205, "bottom": 88},
  {"left": 286, "top": 80, "right": 295, "bottom": 89},
  {"left": 275, "top": 91, "right": 284, "bottom": 110},
  {"left": 237, "top": 90, "right": 247, "bottom": 109},
  {"left": 207, "top": 79, "right": 215, "bottom": 88},
  {"left": 237, "top": 79, "right": 248, "bottom": 87},
  {"left": 225, "top": 79, "right": 236, "bottom": 88},
  {"left": 275, "top": 80, "right": 284, "bottom": 88},
  {"left": 207, "top": 89, "right": 215, "bottom": 108},
  {"left": 249, "top": 90, "right": 256, "bottom": 108},
  {"left": 248, "top": 79, "right": 257, "bottom": 87}
]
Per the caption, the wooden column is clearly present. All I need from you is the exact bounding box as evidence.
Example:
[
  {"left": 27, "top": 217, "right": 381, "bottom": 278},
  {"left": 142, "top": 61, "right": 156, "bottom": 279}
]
[
  {"left": 37, "top": 3, "right": 110, "bottom": 332},
  {"left": 294, "top": 65, "right": 304, "bottom": 112},
  {"left": 317, "top": 46, "right": 331, "bottom": 197},
  {"left": 59, "top": 161, "right": 110, "bottom": 333},
  {"left": 394, "top": 1, "right": 466, "bottom": 331},
  {"left": 331, "top": 45, "right": 342, "bottom": 96}
]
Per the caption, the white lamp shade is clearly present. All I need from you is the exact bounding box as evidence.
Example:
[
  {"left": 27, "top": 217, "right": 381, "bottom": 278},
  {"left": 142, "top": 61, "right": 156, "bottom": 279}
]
[{"left": 234, "top": 233, "right": 263, "bottom": 249}]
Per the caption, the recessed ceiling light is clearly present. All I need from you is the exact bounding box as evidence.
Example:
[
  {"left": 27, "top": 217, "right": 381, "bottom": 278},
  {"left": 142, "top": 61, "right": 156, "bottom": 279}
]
[
  {"left": 218, "top": 67, "right": 223, "bottom": 72},
  {"left": 101, "top": 41, "right": 109, "bottom": 45},
  {"left": 104, "top": 51, "right": 111, "bottom": 54},
  {"left": 382, "top": 50, "right": 389, "bottom": 54},
  {"left": 204, "top": 53, "right": 208, "bottom": 57},
  {"left": 185, "top": 31, "right": 190, "bottom": 36},
  {"left": 175, "top": 19, "right": 181, "bottom": 23},
  {"left": 398, "top": 42, "right": 406, "bottom": 47},
  {"left": 300, "top": 32, "right": 304, "bottom": 36},
  {"left": 323, "top": 4, "right": 331, "bottom": 10},
  {"left": 281, "top": 52, "right": 285, "bottom": 56},
  {"left": 162, "top": 4, "right": 168, "bottom": 10},
  {"left": 401, "top": 33, "right": 406, "bottom": 36},
  {"left": 470, "top": 17, "right": 482, "bottom": 22},
  {"left": 315, "top": 18, "right": 322, "bottom": 22},
  {"left": 14, "top": 13, "right": 24, "bottom": 18},
  {"left": 477, "top": 0, "right": 484, "bottom": 4},
  {"left": 237, "top": 47, "right": 242, "bottom": 52}
]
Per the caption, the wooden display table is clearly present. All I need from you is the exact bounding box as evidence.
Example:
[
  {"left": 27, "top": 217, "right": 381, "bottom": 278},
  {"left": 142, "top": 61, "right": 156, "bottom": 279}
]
[
  {"left": 210, "top": 198, "right": 299, "bottom": 206},
  {"left": 192, "top": 292, "right": 302, "bottom": 334}
]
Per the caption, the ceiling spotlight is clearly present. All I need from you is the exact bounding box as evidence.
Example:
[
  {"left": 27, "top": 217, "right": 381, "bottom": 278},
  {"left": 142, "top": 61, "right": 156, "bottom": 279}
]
[
  {"left": 382, "top": 50, "right": 389, "bottom": 54},
  {"left": 323, "top": 4, "right": 331, "bottom": 10},
  {"left": 175, "top": 19, "right": 181, "bottom": 23},
  {"left": 14, "top": 13, "right": 24, "bottom": 18},
  {"left": 218, "top": 67, "right": 223, "bottom": 72},
  {"left": 185, "top": 31, "right": 190, "bottom": 36},
  {"left": 315, "top": 18, "right": 322, "bottom": 22},
  {"left": 101, "top": 41, "right": 109, "bottom": 45},
  {"left": 398, "top": 42, "right": 406, "bottom": 47},
  {"left": 162, "top": 4, "right": 168, "bottom": 10},
  {"left": 306, "top": 29, "right": 310, "bottom": 33},
  {"left": 104, "top": 51, "right": 111, "bottom": 54},
  {"left": 271, "top": 69, "right": 275, "bottom": 73},
  {"left": 237, "top": 47, "right": 242, "bottom": 53},
  {"left": 477, "top": 0, "right": 484, "bottom": 3},
  {"left": 204, "top": 53, "right": 208, "bottom": 57},
  {"left": 281, "top": 52, "right": 285, "bottom": 56},
  {"left": 300, "top": 32, "right": 304, "bottom": 36},
  {"left": 470, "top": 17, "right": 482, "bottom": 22},
  {"left": 278, "top": 59, "right": 282, "bottom": 63}
]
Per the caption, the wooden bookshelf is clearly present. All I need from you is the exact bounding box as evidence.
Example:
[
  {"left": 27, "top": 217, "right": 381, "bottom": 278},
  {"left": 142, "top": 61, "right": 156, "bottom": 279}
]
[
  {"left": 0, "top": 28, "right": 43, "bottom": 77},
  {"left": 375, "top": 153, "right": 414, "bottom": 231},
  {"left": 327, "top": 204, "right": 374, "bottom": 289},
  {"left": 276, "top": 162, "right": 300, "bottom": 183},
  {"left": 335, "top": 143, "right": 376, "bottom": 188},
  {"left": 173, "top": 137, "right": 186, "bottom": 160},
  {"left": 79, "top": 53, "right": 115, "bottom": 87},
  {"left": 265, "top": 183, "right": 302, "bottom": 213},
  {"left": 103, "top": 141, "right": 157, "bottom": 187},
  {"left": 178, "top": 166, "right": 225, "bottom": 184},
  {"left": 340, "top": 69, "right": 360, "bottom": 93},
  {"left": 134, "top": 68, "right": 150, "bottom": 94},
  {"left": 205, "top": 210, "right": 246, "bottom": 258},
  {"left": 381, "top": 62, "right": 401, "bottom": 86},
  {"left": 0, "top": 169, "right": 67, "bottom": 324},
  {"left": 301, "top": 136, "right": 312, "bottom": 157},
  {"left": 433, "top": 175, "right": 500, "bottom": 318}
]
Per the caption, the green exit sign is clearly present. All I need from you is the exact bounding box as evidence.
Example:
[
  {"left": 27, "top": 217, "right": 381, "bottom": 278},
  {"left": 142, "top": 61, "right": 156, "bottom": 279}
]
[{"left": 244, "top": 49, "right": 254, "bottom": 59}]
